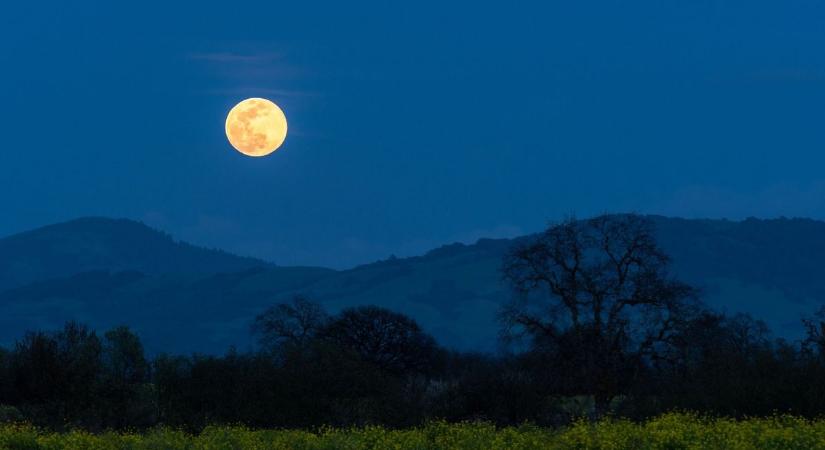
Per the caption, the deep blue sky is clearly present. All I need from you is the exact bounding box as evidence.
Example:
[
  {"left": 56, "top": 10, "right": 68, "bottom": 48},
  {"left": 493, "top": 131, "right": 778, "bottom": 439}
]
[{"left": 2, "top": 1, "right": 824, "bottom": 268}]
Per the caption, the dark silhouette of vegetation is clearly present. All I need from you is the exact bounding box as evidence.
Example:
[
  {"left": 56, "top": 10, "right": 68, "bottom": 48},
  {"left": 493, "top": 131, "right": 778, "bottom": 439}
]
[
  {"left": 320, "top": 305, "right": 443, "bottom": 375},
  {"left": 1, "top": 214, "right": 825, "bottom": 431},
  {"left": 802, "top": 305, "right": 825, "bottom": 359},
  {"left": 252, "top": 294, "right": 330, "bottom": 352},
  {"left": 501, "top": 214, "right": 699, "bottom": 416},
  {"left": 2, "top": 302, "right": 825, "bottom": 430}
]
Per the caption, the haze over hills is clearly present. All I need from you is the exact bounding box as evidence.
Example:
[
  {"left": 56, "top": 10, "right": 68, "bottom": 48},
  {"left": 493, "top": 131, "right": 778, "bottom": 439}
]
[{"left": 0, "top": 216, "right": 823, "bottom": 354}]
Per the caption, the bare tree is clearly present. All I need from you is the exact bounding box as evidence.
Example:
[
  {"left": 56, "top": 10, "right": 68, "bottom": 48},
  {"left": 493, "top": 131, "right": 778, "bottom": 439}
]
[
  {"left": 252, "top": 295, "right": 329, "bottom": 351},
  {"left": 500, "top": 214, "right": 698, "bottom": 416},
  {"left": 802, "top": 305, "right": 825, "bottom": 359}
]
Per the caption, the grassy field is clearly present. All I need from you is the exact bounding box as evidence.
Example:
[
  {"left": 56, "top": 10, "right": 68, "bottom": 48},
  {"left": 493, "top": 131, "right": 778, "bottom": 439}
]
[{"left": 2, "top": 413, "right": 825, "bottom": 449}]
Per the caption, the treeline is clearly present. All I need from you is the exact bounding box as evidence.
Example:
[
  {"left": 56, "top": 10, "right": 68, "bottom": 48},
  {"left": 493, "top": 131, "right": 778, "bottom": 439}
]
[
  {"left": 0, "top": 306, "right": 824, "bottom": 431},
  {"left": 1, "top": 303, "right": 825, "bottom": 431},
  {"left": 1, "top": 214, "right": 825, "bottom": 431}
]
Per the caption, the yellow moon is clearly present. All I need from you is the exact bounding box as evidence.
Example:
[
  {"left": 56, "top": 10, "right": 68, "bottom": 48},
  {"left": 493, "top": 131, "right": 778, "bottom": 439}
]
[{"left": 225, "top": 98, "right": 288, "bottom": 157}]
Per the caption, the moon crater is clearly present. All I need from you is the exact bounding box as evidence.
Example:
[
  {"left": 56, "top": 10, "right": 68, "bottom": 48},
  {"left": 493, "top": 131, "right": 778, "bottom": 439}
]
[{"left": 225, "top": 98, "right": 287, "bottom": 157}]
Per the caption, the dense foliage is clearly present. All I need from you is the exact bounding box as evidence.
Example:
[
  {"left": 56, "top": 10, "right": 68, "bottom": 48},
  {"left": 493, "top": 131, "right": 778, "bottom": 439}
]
[{"left": 1, "top": 305, "right": 825, "bottom": 432}]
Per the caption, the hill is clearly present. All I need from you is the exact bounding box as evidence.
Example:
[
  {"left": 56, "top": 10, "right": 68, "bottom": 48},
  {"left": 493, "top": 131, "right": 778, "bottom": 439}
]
[
  {"left": 1, "top": 215, "right": 824, "bottom": 353},
  {"left": 0, "top": 217, "right": 270, "bottom": 291}
]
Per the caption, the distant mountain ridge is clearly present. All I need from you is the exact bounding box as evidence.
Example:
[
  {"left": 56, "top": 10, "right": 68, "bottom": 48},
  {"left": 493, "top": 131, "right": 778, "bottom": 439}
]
[
  {"left": 0, "top": 217, "right": 270, "bottom": 291},
  {"left": 0, "top": 215, "right": 824, "bottom": 354}
]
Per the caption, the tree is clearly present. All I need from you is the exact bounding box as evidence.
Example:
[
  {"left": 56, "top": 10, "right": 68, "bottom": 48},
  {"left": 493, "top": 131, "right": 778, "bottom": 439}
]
[
  {"left": 277, "top": 339, "right": 392, "bottom": 427},
  {"left": 644, "top": 312, "right": 782, "bottom": 417},
  {"left": 802, "top": 305, "right": 825, "bottom": 359},
  {"left": 53, "top": 322, "right": 103, "bottom": 424},
  {"left": 9, "top": 322, "right": 103, "bottom": 428},
  {"left": 152, "top": 354, "right": 193, "bottom": 427},
  {"left": 99, "top": 326, "right": 153, "bottom": 429},
  {"left": 0, "top": 346, "right": 10, "bottom": 406},
  {"left": 252, "top": 295, "right": 329, "bottom": 352},
  {"left": 102, "top": 326, "right": 149, "bottom": 385},
  {"left": 321, "top": 305, "right": 441, "bottom": 375},
  {"left": 500, "top": 214, "right": 698, "bottom": 416},
  {"left": 10, "top": 332, "right": 62, "bottom": 407}
]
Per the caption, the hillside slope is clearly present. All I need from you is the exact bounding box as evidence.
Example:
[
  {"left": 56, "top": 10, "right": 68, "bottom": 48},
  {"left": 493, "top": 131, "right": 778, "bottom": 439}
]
[
  {"left": 1, "top": 216, "right": 824, "bottom": 353},
  {"left": 0, "top": 217, "right": 270, "bottom": 291}
]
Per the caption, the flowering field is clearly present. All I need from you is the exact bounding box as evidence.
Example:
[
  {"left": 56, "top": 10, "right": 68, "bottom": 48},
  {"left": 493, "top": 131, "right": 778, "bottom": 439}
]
[{"left": 2, "top": 413, "right": 825, "bottom": 450}]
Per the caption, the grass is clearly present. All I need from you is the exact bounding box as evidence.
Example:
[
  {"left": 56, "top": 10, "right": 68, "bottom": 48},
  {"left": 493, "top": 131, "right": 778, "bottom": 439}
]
[{"left": 2, "top": 413, "right": 825, "bottom": 449}]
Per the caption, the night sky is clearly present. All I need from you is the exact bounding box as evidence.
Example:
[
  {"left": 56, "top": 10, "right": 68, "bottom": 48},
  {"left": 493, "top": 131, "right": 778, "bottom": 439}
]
[{"left": 2, "top": 1, "right": 824, "bottom": 268}]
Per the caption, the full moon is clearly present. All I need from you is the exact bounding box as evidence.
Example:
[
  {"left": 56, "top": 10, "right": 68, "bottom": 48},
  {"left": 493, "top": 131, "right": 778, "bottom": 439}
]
[{"left": 225, "top": 98, "right": 288, "bottom": 157}]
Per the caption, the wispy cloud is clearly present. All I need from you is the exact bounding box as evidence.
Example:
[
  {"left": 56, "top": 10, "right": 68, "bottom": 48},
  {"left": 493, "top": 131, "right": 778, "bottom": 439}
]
[
  {"left": 188, "top": 47, "right": 311, "bottom": 97},
  {"left": 189, "top": 49, "right": 302, "bottom": 78}
]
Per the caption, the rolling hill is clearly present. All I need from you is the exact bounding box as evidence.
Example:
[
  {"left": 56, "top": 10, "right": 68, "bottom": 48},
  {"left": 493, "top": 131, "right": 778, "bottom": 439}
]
[
  {"left": 1, "top": 216, "right": 824, "bottom": 354},
  {"left": 0, "top": 217, "right": 270, "bottom": 291}
]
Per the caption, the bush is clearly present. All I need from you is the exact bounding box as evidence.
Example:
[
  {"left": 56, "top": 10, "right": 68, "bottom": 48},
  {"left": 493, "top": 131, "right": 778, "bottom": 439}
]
[{"left": 0, "top": 405, "right": 23, "bottom": 424}]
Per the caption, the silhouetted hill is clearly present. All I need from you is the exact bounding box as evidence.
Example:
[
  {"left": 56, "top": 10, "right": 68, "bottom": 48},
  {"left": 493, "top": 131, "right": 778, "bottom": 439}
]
[
  {"left": 1, "top": 215, "right": 824, "bottom": 354},
  {"left": 0, "top": 217, "right": 270, "bottom": 291}
]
